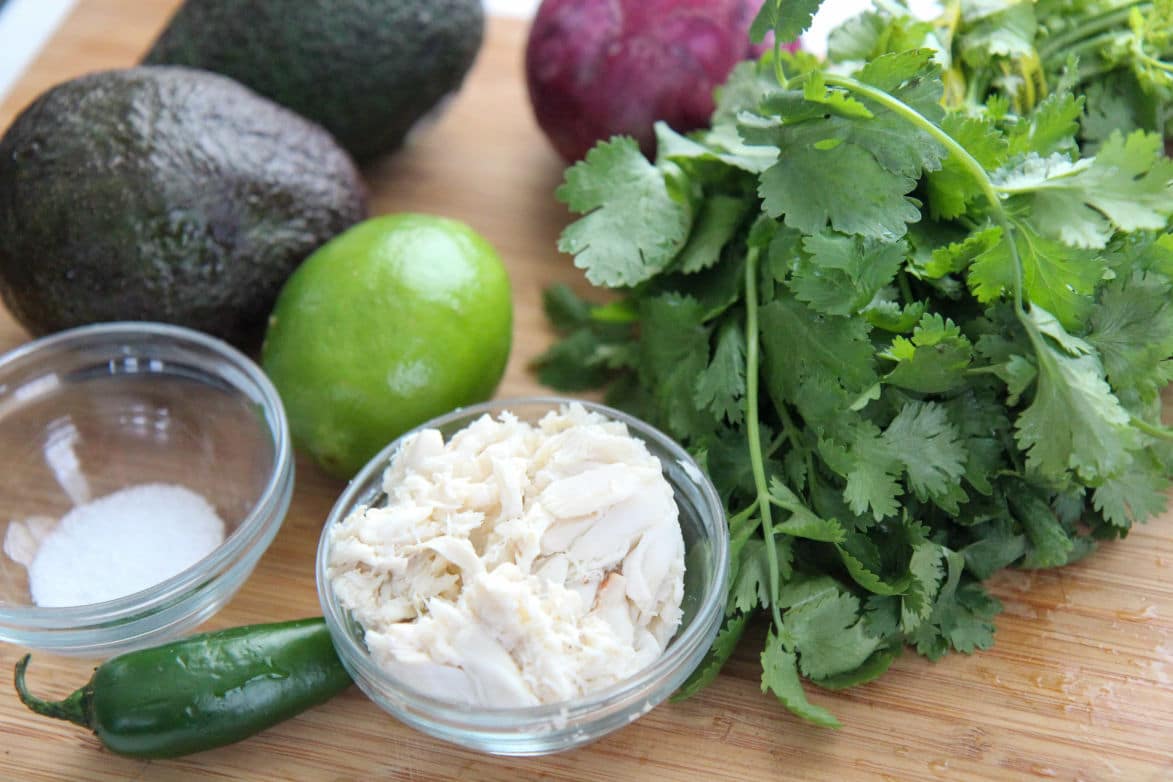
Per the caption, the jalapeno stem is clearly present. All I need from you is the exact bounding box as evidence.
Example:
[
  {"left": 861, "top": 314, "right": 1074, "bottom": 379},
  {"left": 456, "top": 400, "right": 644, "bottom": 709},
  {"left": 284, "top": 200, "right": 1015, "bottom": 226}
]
[{"left": 14, "top": 655, "right": 92, "bottom": 730}]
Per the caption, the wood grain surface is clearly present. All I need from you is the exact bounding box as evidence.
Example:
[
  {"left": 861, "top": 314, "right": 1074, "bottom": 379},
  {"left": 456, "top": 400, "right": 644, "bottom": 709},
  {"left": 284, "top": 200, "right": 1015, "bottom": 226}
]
[{"left": 0, "top": 2, "right": 1170, "bottom": 780}]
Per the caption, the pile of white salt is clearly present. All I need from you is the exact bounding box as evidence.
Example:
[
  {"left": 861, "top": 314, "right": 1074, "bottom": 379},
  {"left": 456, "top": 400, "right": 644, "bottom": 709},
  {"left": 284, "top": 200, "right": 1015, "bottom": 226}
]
[{"left": 4, "top": 483, "right": 226, "bottom": 607}]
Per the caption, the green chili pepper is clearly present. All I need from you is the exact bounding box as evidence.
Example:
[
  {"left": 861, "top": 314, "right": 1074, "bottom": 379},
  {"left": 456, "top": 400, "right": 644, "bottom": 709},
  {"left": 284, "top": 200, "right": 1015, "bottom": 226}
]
[{"left": 14, "top": 617, "right": 352, "bottom": 758}]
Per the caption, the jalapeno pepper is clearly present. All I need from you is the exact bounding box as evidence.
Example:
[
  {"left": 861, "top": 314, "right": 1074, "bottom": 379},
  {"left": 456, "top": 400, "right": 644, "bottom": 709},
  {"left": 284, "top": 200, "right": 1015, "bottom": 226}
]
[{"left": 14, "top": 617, "right": 352, "bottom": 758}]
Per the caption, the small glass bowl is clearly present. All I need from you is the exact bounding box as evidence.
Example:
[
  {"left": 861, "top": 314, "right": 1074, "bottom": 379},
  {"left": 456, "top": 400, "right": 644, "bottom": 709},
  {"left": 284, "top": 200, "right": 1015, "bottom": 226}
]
[
  {"left": 317, "top": 397, "right": 728, "bottom": 755},
  {"left": 0, "top": 322, "right": 293, "bottom": 657}
]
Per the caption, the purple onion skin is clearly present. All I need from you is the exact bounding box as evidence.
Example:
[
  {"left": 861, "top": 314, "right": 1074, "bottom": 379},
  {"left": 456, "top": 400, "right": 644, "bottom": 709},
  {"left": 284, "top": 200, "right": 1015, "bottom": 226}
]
[{"left": 525, "top": 0, "right": 772, "bottom": 162}]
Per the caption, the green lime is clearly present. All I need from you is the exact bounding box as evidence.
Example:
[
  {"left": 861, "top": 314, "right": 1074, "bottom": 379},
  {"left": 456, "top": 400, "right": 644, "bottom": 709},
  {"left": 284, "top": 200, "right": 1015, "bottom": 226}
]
[{"left": 261, "top": 213, "right": 513, "bottom": 478}]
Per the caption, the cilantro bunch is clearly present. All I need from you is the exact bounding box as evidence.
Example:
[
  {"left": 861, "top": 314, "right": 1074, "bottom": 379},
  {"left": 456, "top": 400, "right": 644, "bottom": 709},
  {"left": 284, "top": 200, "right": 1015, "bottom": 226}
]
[
  {"left": 829, "top": 0, "right": 1172, "bottom": 149},
  {"left": 536, "top": 0, "right": 1173, "bottom": 726}
]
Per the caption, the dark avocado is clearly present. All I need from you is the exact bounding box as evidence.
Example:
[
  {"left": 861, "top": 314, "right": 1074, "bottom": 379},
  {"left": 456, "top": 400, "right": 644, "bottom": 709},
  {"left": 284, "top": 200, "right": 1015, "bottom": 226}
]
[
  {"left": 143, "top": 0, "right": 485, "bottom": 161},
  {"left": 0, "top": 66, "right": 367, "bottom": 349}
]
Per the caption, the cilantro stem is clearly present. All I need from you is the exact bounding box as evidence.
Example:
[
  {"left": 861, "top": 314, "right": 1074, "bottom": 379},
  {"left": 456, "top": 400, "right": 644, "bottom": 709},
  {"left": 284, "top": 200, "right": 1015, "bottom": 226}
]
[
  {"left": 898, "top": 271, "right": 915, "bottom": 305},
  {"left": 765, "top": 429, "right": 788, "bottom": 459},
  {"left": 1000, "top": 430, "right": 1025, "bottom": 474},
  {"left": 1073, "top": 60, "right": 1128, "bottom": 86},
  {"left": 1135, "top": 49, "right": 1173, "bottom": 75},
  {"left": 1132, "top": 416, "right": 1173, "bottom": 441},
  {"left": 744, "top": 245, "right": 785, "bottom": 633},
  {"left": 1057, "top": 31, "right": 1132, "bottom": 67},
  {"left": 772, "top": 31, "right": 787, "bottom": 89},
  {"left": 774, "top": 401, "right": 803, "bottom": 456},
  {"left": 1037, "top": 2, "right": 1151, "bottom": 64},
  {"left": 772, "top": 397, "right": 817, "bottom": 492},
  {"left": 821, "top": 73, "right": 1026, "bottom": 315},
  {"left": 729, "top": 503, "right": 758, "bottom": 527},
  {"left": 962, "top": 69, "right": 991, "bottom": 110}
]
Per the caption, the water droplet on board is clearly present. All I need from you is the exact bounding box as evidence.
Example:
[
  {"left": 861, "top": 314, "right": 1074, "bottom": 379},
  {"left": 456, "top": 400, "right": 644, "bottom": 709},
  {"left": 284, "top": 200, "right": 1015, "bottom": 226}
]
[{"left": 1116, "top": 605, "right": 1158, "bottom": 622}]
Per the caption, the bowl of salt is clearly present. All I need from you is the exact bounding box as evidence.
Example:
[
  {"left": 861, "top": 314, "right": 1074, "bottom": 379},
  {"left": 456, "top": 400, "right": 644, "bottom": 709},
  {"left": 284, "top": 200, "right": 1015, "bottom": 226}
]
[{"left": 0, "top": 322, "right": 293, "bottom": 656}]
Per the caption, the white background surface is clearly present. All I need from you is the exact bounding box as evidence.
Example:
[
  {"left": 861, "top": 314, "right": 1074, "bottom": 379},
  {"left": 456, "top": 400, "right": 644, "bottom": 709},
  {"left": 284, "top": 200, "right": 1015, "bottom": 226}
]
[{"left": 0, "top": 0, "right": 76, "bottom": 101}]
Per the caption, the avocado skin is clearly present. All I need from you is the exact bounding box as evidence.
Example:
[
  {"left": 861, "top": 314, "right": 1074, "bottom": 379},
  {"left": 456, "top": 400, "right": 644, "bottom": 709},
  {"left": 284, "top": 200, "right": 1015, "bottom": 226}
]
[
  {"left": 0, "top": 66, "right": 367, "bottom": 349},
  {"left": 143, "top": 0, "right": 485, "bottom": 161}
]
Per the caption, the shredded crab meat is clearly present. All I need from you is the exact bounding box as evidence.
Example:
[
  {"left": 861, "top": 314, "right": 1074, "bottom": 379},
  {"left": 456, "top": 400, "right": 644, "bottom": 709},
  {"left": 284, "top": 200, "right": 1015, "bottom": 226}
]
[{"left": 327, "top": 403, "right": 685, "bottom": 707}]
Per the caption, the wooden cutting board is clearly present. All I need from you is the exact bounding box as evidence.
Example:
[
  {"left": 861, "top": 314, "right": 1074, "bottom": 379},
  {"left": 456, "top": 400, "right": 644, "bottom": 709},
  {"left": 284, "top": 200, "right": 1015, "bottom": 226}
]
[{"left": 0, "top": 2, "right": 1169, "bottom": 780}]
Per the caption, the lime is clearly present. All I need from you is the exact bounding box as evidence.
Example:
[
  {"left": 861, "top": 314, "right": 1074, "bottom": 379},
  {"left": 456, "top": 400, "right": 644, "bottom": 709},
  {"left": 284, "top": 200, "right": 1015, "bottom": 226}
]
[{"left": 261, "top": 214, "right": 512, "bottom": 478}]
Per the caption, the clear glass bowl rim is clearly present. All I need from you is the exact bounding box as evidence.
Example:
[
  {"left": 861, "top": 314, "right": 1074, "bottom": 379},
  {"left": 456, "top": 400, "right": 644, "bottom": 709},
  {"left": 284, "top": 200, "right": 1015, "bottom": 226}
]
[
  {"left": 0, "top": 321, "right": 292, "bottom": 628},
  {"left": 316, "top": 395, "right": 729, "bottom": 728}
]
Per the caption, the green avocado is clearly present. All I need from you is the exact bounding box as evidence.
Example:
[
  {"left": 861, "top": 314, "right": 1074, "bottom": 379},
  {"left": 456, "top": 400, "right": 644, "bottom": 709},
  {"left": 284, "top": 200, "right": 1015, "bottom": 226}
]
[
  {"left": 0, "top": 66, "right": 367, "bottom": 349},
  {"left": 143, "top": 0, "right": 485, "bottom": 161}
]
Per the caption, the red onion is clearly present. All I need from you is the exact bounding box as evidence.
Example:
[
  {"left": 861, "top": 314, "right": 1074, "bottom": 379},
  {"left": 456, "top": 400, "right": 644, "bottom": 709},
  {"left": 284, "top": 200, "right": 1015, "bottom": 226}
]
[{"left": 525, "top": 0, "right": 772, "bottom": 162}]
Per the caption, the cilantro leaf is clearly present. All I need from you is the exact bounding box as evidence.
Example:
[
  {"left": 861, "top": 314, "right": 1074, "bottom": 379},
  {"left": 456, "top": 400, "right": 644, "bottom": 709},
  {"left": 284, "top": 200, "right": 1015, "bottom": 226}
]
[
  {"left": 541, "top": 284, "right": 594, "bottom": 331},
  {"left": 1016, "top": 307, "right": 1140, "bottom": 483},
  {"left": 694, "top": 319, "right": 747, "bottom": 425},
  {"left": 750, "top": 0, "right": 824, "bottom": 45},
  {"left": 1087, "top": 271, "right": 1173, "bottom": 406},
  {"left": 939, "top": 582, "right": 1001, "bottom": 654},
  {"left": 557, "top": 137, "right": 692, "bottom": 287},
  {"left": 883, "top": 401, "right": 968, "bottom": 502},
  {"left": 678, "top": 195, "right": 752, "bottom": 274},
  {"left": 968, "top": 219, "right": 1104, "bottom": 330},
  {"left": 855, "top": 50, "right": 944, "bottom": 114},
  {"left": 1092, "top": 453, "right": 1170, "bottom": 528},
  {"left": 926, "top": 113, "right": 1009, "bottom": 219},
  {"left": 533, "top": 329, "right": 613, "bottom": 390},
  {"left": 944, "top": 389, "right": 1013, "bottom": 496},
  {"left": 785, "top": 589, "right": 882, "bottom": 680},
  {"left": 820, "top": 421, "right": 902, "bottom": 521},
  {"left": 812, "top": 648, "right": 899, "bottom": 691},
  {"left": 803, "top": 72, "right": 875, "bottom": 118},
  {"left": 639, "top": 294, "right": 708, "bottom": 384},
  {"left": 674, "top": 612, "right": 750, "bottom": 700},
  {"left": 1009, "top": 484, "right": 1076, "bottom": 568},
  {"left": 713, "top": 61, "right": 776, "bottom": 125},
  {"left": 917, "top": 225, "right": 1002, "bottom": 279},
  {"left": 776, "top": 573, "right": 843, "bottom": 609},
  {"left": 730, "top": 538, "right": 769, "bottom": 615},
  {"left": 828, "top": 10, "right": 935, "bottom": 63},
  {"left": 1006, "top": 91, "right": 1083, "bottom": 158},
  {"left": 864, "top": 595, "right": 902, "bottom": 638},
  {"left": 656, "top": 121, "right": 779, "bottom": 175},
  {"left": 881, "top": 313, "right": 974, "bottom": 393},
  {"left": 902, "top": 540, "right": 945, "bottom": 630},
  {"left": 638, "top": 294, "right": 718, "bottom": 440},
  {"left": 838, "top": 536, "right": 913, "bottom": 595},
  {"left": 731, "top": 537, "right": 794, "bottom": 614},
  {"left": 845, "top": 50, "right": 948, "bottom": 178},
  {"left": 996, "top": 131, "right": 1173, "bottom": 249},
  {"left": 957, "top": 0, "right": 1037, "bottom": 67},
  {"left": 761, "top": 632, "right": 842, "bottom": 728},
  {"left": 769, "top": 478, "right": 847, "bottom": 543},
  {"left": 789, "top": 233, "right": 907, "bottom": 316},
  {"left": 758, "top": 51, "right": 946, "bottom": 241},
  {"left": 1079, "top": 75, "right": 1149, "bottom": 152},
  {"left": 759, "top": 295, "right": 878, "bottom": 408},
  {"left": 961, "top": 520, "right": 1027, "bottom": 579},
  {"left": 913, "top": 550, "right": 1001, "bottom": 658},
  {"left": 760, "top": 142, "right": 921, "bottom": 240},
  {"left": 863, "top": 296, "right": 927, "bottom": 332}
]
